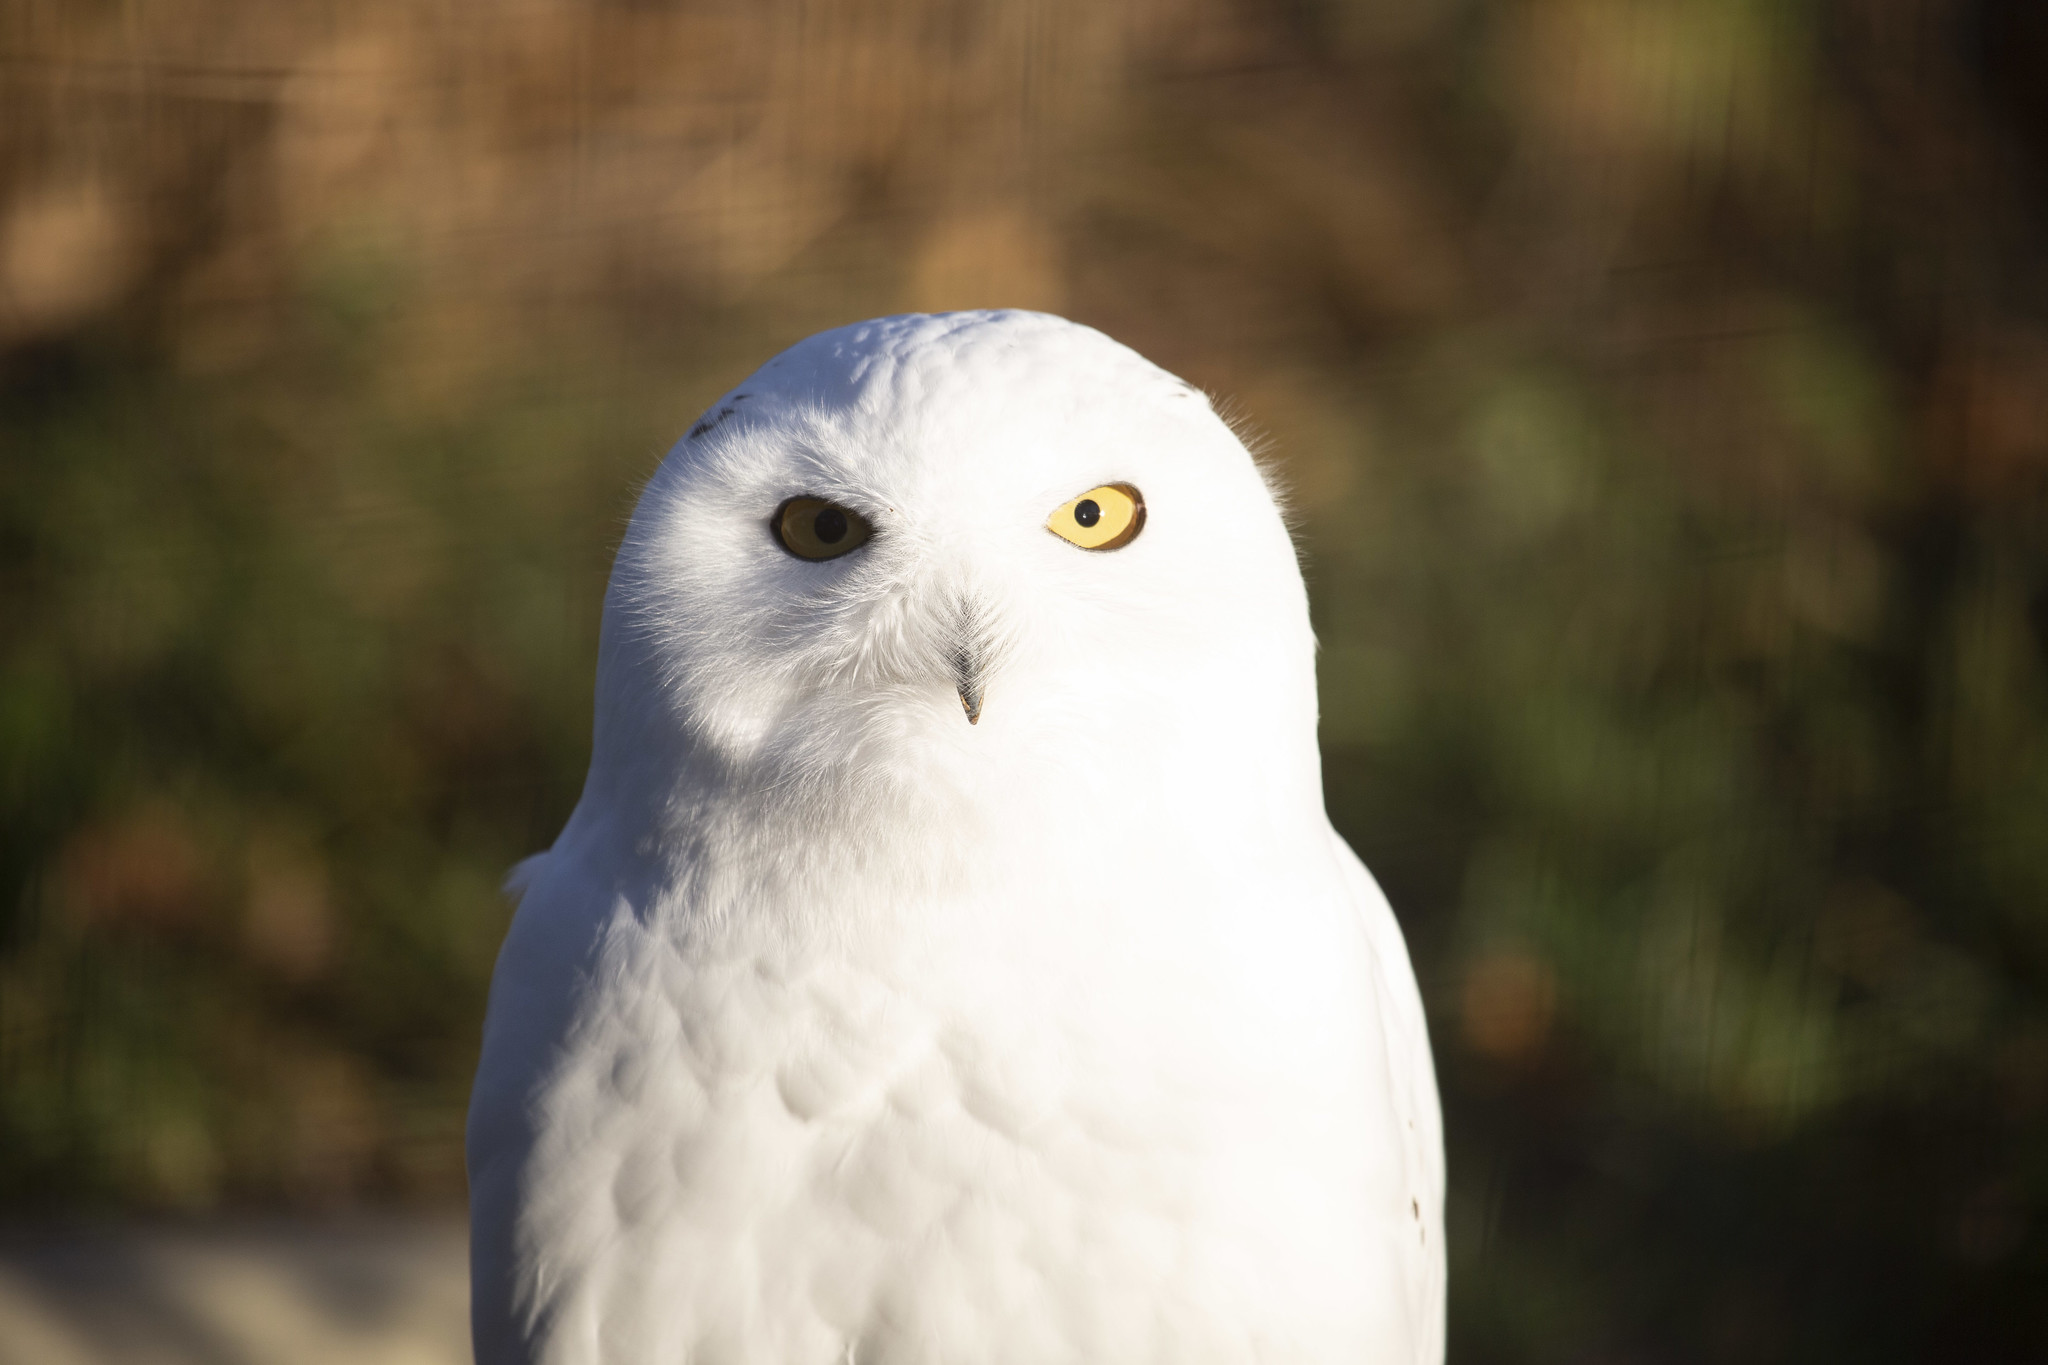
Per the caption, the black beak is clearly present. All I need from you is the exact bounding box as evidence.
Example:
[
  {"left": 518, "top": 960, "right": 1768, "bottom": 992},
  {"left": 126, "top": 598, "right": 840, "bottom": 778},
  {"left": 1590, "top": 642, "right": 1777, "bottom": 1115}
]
[
  {"left": 954, "top": 646, "right": 985, "bottom": 725},
  {"left": 950, "top": 601, "right": 991, "bottom": 725}
]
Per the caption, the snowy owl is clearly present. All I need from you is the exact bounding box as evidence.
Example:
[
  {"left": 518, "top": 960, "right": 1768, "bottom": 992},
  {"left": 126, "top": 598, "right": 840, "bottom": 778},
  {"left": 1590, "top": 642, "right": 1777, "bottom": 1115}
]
[{"left": 467, "top": 311, "right": 1444, "bottom": 1365}]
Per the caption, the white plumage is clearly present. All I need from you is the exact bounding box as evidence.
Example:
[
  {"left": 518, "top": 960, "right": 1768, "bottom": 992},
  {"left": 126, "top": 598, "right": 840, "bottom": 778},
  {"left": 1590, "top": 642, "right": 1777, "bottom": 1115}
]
[{"left": 466, "top": 311, "right": 1444, "bottom": 1364}]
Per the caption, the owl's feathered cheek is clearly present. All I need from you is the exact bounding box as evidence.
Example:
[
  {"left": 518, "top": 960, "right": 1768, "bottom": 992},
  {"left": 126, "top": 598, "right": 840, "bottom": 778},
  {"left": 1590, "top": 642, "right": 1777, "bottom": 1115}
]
[
  {"left": 800, "top": 571, "right": 1016, "bottom": 729},
  {"left": 646, "top": 550, "right": 1035, "bottom": 749}
]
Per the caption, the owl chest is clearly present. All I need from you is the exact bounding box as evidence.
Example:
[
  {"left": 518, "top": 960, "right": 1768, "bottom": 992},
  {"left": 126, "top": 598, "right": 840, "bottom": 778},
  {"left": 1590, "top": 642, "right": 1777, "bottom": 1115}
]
[
  {"left": 553, "top": 944, "right": 1210, "bottom": 1247},
  {"left": 516, "top": 904, "right": 1395, "bottom": 1362}
]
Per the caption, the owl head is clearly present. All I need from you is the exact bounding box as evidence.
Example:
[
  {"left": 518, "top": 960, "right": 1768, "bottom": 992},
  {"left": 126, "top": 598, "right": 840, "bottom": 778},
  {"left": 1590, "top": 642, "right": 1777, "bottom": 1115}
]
[{"left": 587, "top": 312, "right": 1318, "bottom": 834}]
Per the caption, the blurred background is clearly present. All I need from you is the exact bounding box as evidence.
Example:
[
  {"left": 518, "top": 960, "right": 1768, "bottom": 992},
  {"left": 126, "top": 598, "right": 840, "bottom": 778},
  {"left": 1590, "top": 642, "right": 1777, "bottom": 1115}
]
[{"left": 2, "top": 0, "right": 2045, "bottom": 1360}]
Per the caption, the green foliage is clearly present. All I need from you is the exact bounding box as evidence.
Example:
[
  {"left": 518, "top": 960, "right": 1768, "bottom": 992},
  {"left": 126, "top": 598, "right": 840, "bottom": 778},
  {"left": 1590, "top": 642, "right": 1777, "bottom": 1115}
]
[{"left": 0, "top": 326, "right": 663, "bottom": 1204}]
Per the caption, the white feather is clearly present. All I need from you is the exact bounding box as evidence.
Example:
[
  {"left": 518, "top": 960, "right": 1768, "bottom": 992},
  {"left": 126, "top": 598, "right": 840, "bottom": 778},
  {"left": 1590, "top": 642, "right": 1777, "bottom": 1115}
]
[{"left": 467, "top": 311, "right": 1445, "bottom": 1364}]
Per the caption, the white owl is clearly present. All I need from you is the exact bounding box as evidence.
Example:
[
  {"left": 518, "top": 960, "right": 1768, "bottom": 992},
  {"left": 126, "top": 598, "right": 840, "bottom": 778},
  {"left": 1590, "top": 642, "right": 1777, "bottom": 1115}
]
[{"left": 467, "top": 311, "right": 1444, "bottom": 1365}]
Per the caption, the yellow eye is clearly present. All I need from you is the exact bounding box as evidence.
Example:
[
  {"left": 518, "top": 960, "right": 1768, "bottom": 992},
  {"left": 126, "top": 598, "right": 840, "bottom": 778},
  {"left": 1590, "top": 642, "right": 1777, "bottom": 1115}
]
[
  {"left": 773, "top": 497, "right": 873, "bottom": 561},
  {"left": 1047, "top": 483, "right": 1145, "bottom": 551}
]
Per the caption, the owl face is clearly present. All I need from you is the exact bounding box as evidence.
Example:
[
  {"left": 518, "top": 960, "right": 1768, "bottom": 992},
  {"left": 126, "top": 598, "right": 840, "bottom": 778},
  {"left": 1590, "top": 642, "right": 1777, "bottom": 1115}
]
[{"left": 600, "top": 313, "right": 1312, "bottom": 801}]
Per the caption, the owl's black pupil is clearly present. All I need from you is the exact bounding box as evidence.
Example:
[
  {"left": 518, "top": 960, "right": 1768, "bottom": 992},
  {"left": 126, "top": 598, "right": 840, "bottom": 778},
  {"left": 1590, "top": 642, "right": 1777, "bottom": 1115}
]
[
  {"left": 1074, "top": 499, "right": 1102, "bottom": 529},
  {"left": 812, "top": 507, "right": 848, "bottom": 544}
]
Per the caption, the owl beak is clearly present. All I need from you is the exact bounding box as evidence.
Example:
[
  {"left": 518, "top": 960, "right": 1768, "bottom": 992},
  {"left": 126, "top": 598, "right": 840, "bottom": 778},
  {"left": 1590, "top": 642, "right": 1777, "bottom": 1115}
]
[
  {"left": 951, "top": 625, "right": 987, "bottom": 725},
  {"left": 948, "top": 596, "right": 993, "bottom": 725},
  {"left": 954, "top": 654, "right": 985, "bottom": 725}
]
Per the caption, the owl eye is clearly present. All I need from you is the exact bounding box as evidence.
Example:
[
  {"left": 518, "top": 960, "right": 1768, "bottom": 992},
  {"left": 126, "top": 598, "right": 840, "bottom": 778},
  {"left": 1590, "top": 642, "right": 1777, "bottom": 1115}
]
[
  {"left": 1047, "top": 483, "right": 1145, "bottom": 551},
  {"left": 774, "top": 497, "right": 873, "bottom": 561}
]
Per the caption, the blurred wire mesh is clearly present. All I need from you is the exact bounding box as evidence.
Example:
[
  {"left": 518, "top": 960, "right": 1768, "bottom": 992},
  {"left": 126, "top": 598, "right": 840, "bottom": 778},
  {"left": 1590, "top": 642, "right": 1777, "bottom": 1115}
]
[{"left": 1, "top": 0, "right": 2044, "bottom": 1360}]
